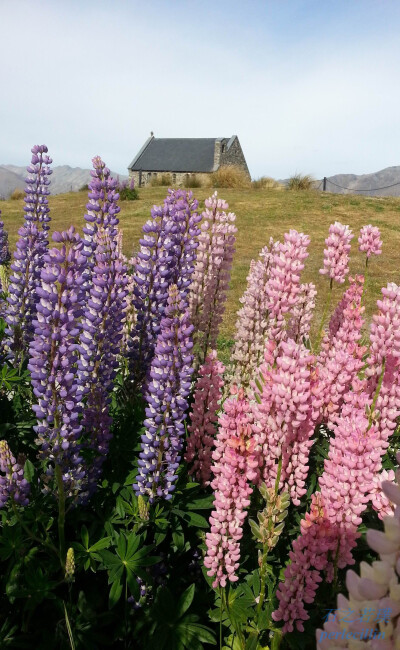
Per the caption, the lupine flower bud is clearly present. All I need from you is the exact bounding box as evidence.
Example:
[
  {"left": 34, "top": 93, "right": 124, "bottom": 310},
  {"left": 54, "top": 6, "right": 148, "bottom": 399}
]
[
  {"left": 0, "top": 440, "right": 30, "bottom": 508},
  {"left": 137, "top": 494, "right": 149, "bottom": 521},
  {"left": 358, "top": 224, "right": 382, "bottom": 258},
  {"left": 319, "top": 221, "right": 353, "bottom": 284},
  {"left": 65, "top": 548, "right": 75, "bottom": 581}
]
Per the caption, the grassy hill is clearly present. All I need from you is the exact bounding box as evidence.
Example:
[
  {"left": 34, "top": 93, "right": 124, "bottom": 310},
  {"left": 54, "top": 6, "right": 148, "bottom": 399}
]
[{"left": 2, "top": 186, "right": 400, "bottom": 350}]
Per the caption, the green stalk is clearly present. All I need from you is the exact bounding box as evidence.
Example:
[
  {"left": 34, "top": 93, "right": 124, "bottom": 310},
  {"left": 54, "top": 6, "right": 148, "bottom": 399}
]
[
  {"left": 316, "top": 278, "right": 333, "bottom": 350},
  {"left": 11, "top": 501, "right": 59, "bottom": 558},
  {"left": 55, "top": 464, "right": 66, "bottom": 568},
  {"left": 256, "top": 457, "right": 282, "bottom": 620}
]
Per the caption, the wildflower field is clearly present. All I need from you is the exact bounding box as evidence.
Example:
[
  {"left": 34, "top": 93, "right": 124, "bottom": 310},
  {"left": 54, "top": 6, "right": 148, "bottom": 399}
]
[{"left": 1, "top": 146, "right": 400, "bottom": 649}]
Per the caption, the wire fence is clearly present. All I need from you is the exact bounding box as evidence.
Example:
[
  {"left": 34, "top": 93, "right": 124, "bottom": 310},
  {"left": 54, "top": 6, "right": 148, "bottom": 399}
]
[{"left": 317, "top": 176, "right": 400, "bottom": 195}]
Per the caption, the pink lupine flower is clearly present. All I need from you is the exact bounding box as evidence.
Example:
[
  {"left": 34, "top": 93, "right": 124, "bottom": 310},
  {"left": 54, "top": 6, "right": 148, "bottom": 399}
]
[
  {"left": 253, "top": 338, "right": 316, "bottom": 506},
  {"left": 266, "top": 229, "right": 310, "bottom": 325},
  {"left": 272, "top": 494, "right": 337, "bottom": 633},
  {"left": 316, "top": 455, "right": 400, "bottom": 649},
  {"left": 185, "top": 351, "right": 225, "bottom": 486},
  {"left": 313, "top": 276, "right": 366, "bottom": 428},
  {"left": 273, "top": 387, "right": 382, "bottom": 633},
  {"left": 319, "top": 221, "right": 353, "bottom": 284},
  {"left": 358, "top": 224, "right": 382, "bottom": 259},
  {"left": 287, "top": 282, "right": 317, "bottom": 344},
  {"left": 230, "top": 239, "right": 279, "bottom": 388},
  {"left": 204, "top": 387, "right": 261, "bottom": 588},
  {"left": 370, "top": 469, "right": 396, "bottom": 519},
  {"left": 366, "top": 282, "right": 400, "bottom": 383},
  {"left": 189, "top": 192, "right": 237, "bottom": 362}
]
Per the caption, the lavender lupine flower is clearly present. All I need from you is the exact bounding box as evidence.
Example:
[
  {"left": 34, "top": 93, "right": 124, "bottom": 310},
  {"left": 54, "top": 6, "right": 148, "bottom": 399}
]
[
  {"left": 5, "top": 146, "right": 52, "bottom": 360},
  {"left": 358, "top": 224, "right": 382, "bottom": 259},
  {"left": 319, "top": 221, "right": 353, "bottom": 284},
  {"left": 130, "top": 190, "right": 200, "bottom": 383},
  {"left": 189, "top": 192, "right": 237, "bottom": 362},
  {"left": 28, "top": 227, "right": 87, "bottom": 498},
  {"left": 0, "top": 215, "right": 11, "bottom": 265},
  {"left": 78, "top": 226, "right": 128, "bottom": 497},
  {"left": 0, "top": 440, "right": 30, "bottom": 508},
  {"left": 134, "top": 285, "right": 194, "bottom": 502}
]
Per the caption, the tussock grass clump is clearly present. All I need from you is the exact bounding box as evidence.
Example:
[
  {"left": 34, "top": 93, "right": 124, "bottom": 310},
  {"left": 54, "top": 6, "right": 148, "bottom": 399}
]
[
  {"left": 150, "top": 173, "right": 172, "bottom": 187},
  {"left": 10, "top": 188, "right": 24, "bottom": 200},
  {"left": 211, "top": 165, "right": 251, "bottom": 189},
  {"left": 287, "top": 174, "right": 314, "bottom": 190},
  {"left": 252, "top": 176, "right": 283, "bottom": 190}
]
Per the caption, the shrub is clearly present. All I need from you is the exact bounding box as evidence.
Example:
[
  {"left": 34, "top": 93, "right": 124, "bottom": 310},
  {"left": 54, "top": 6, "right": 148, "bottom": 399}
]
[
  {"left": 211, "top": 165, "right": 251, "bottom": 188},
  {"left": 79, "top": 183, "right": 89, "bottom": 191},
  {"left": 10, "top": 188, "right": 24, "bottom": 200},
  {"left": 119, "top": 186, "right": 139, "bottom": 200},
  {"left": 252, "top": 176, "right": 284, "bottom": 190},
  {"left": 287, "top": 173, "right": 314, "bottom": 190}
]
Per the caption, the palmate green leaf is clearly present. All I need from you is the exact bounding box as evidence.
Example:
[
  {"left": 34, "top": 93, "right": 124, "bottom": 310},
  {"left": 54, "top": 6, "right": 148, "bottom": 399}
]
[{"left": 109, "top": 579, "right": 123, "bottom": 609}]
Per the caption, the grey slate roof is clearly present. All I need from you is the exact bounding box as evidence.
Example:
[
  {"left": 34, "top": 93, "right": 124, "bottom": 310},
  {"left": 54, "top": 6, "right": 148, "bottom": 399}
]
[{"left": 128, "top": 138, "right": 224, "bottom": 173}]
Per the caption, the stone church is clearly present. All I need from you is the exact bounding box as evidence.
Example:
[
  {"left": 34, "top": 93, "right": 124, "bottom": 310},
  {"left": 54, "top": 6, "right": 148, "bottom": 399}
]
[{"left": 128, "top": 134, "right": 250, "bottom": 187}]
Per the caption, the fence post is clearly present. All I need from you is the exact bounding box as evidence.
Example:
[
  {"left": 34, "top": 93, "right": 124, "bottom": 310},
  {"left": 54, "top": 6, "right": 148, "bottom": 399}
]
[{"left": 323, "top": 177, "right": 327, "bottom": 191}]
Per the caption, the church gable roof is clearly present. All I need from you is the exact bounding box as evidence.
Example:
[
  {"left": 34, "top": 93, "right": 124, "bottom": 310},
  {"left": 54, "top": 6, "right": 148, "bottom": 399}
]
[{"left": 128, "top": 137, "right": 228, "bottom": 173}]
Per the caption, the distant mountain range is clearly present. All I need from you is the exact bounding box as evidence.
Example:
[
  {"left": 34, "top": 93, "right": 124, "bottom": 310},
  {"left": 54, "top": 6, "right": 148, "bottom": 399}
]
[
  {"left": 0, "top": 164, "right": 128, "bottom": 199},
  {"left": 321, "top": 166, "right": 400, "bottom": 197},
  {"left": 279, "top": 166, "right": 400, "bottom": 197}
]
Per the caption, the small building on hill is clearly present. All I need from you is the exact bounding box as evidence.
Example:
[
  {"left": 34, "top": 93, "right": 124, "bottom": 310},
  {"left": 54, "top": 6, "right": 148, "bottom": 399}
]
[{"left": 128, "top": 134, "right": 250, "bottom": 187}]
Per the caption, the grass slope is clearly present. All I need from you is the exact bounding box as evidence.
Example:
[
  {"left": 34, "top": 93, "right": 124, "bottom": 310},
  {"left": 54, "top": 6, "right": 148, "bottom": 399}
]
[{"left": 2, "top": 187, "right": 400, "bottom": 350}]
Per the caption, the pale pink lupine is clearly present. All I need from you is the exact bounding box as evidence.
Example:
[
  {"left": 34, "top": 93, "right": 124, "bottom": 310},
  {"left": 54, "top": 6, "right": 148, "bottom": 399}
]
[
  {"left": 319, "top": 221, "right": 353, "bottom": 284},
  {"left": 254, "top": 338, "right": 316, "bottom": 506},
  {"left": 366, "top": 282, "right": 400, "bottom": 383},
  {"left": 230, "top": 239, "right": 279, "bottom": 388},
  {"left": 313, "top": 276, "right": 366, "bottom": 428},
  {"left": 184, "top": 351, "right": 225, "bottom": 486},
  {"left": 273, "top": 387, "right": 382, "bottom": 633},
  {"left": 370, "top": 468, "right": 396, "bottom": 519},
  {"left": 204, "top": 387, "right": 261, "bottom": 588},
  {"left": 189, "top": 192, "right": 237, "bottom": 362},
  {"left": 316, "top": 457, "right": 400, "bottom": 649},
  {"left": 358, "top": 224, "right": 382, "bottom": 259},
  {"left": 287, "top": 282, "right": 317, "bottom": 343},
  {"left": 265, "top": 231, "right": 310, "bottom": 340}
]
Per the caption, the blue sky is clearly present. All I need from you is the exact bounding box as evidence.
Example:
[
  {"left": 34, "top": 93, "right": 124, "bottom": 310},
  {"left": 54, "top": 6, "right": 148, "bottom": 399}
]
[{"left": 1, "top": 0, "right": 400, "bottom": 179}]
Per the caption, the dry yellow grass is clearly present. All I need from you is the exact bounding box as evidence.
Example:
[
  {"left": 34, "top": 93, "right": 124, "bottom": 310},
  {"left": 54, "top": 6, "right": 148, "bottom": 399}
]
[
  {"left": 2, "top": 188, "right": 400, "bottom": 347},
  {"left": 210, "top": 165, "right": 251, "bottom": 189}
]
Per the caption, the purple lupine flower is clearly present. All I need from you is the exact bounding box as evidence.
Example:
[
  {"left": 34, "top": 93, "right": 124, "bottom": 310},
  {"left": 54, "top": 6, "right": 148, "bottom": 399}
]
[
  {"left": 134, "top": 284, "right": 194, "bottom": 502},
  {"left": 0, "top": 215, "right": 11, "bottom": 265},
  {"left": 28, "top": 227, "right": 87, "bottom": 499},
  {"left": 77, "top": 228, "right": 128, "bottom": 498},
  {"left": 0, "top": 440, "right": 30, "bottom": 508},
  {"left": 319, "top": 221, "right": 353, "bottom": 284},
  {"left": 130, "top": 189, "right": 200, "bottom": 385},
  {"left": 4, "top": 145, "right": 52, "bottom": 360},
  {"left": 358, "top": 224, "right": 382, "bottom": 259}
]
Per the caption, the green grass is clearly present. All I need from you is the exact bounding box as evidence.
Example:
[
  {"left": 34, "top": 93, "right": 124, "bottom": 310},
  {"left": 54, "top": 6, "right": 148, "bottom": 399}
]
[{"left": 2, "top": 187, "right": 400, "bottom": 342}]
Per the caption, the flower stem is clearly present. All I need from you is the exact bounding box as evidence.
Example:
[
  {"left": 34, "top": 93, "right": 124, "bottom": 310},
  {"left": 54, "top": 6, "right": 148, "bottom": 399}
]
[{"left": 55, "top": 464, "right": 66, "bottom": 568}]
